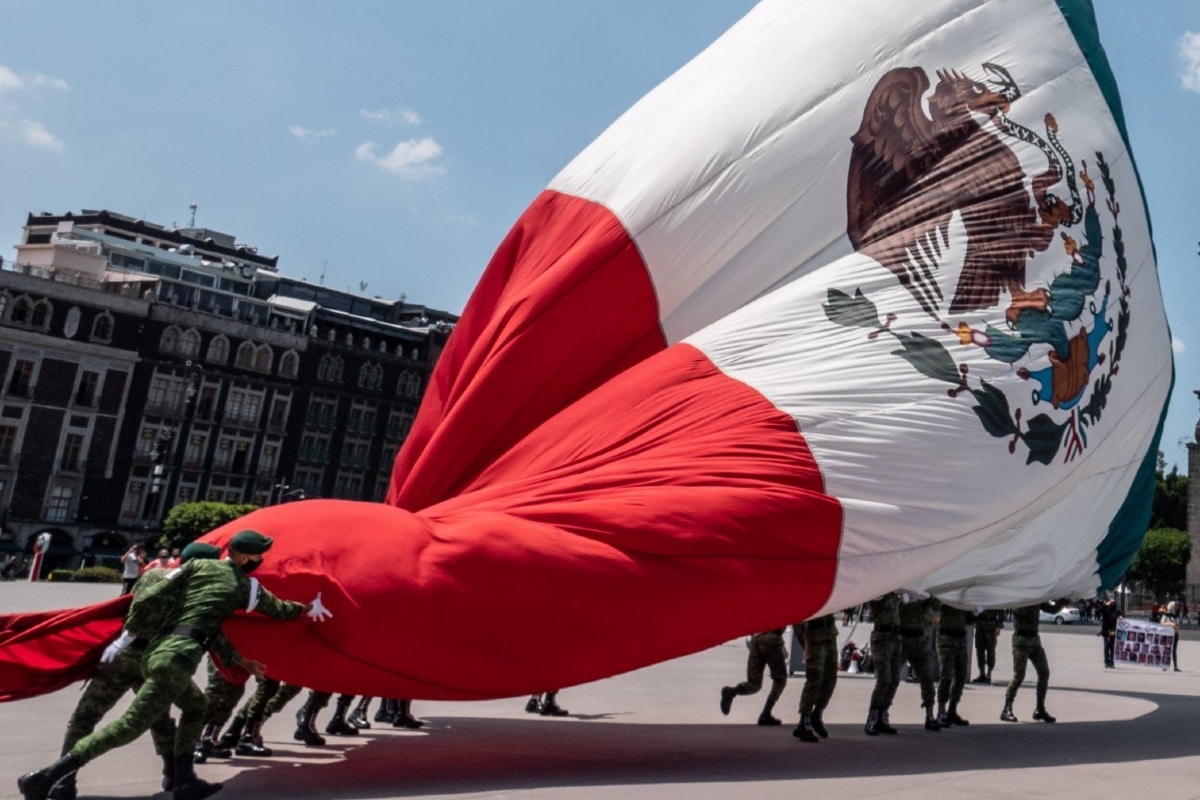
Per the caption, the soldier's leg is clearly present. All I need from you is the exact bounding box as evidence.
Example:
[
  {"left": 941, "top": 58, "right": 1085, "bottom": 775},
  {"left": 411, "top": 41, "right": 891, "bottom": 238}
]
[
  {"left": 794, "top": 639, "right": 825, "bottom": 742},
  {"left": 974, "top": 631, "right": 988, "bottom": 678},
  {"left": 946, "top": 641, "right": 970, "bottom": 725},
  {"left": 262, "top": 682, "right": 304, "bottom": 721},
  {"left": 757, "top": 644, "right": 787, "bottom": 724},
  {"left": 738, "top": 644, "right": 767, "bottom": 695},
  {"left": 936, "top": 639, "right": 952, "bottom": 713},
  {"left": 1030, "top": 643, "right": 1054, "bottom": 721},
  {"left": 69, "top": 662, "right": 188, "bottom": 767},
  {"left": 985, "top": 634, "right": 997, "bottom": 678},
  {"left": 60, "top": 661, "right": 136, "bottom": 756},
  {"left": 1002, "top": 643, "right": 1030, "bottom": 721}
]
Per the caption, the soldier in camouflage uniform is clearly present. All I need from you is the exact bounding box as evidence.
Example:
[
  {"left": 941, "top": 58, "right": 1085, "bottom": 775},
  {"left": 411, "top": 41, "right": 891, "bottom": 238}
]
[
  {"left": 46, "top": 543, "right": 221, "bottom": 800},
  {"left": 18, "top": 530, "right": 329, "bottom": 800},
  {"left": 720, "top": 627, "right": 788, "bottom": 726},
  {"left": 864, "top": 593, "right": 900, "bottom": 735},
  {"left": 1001, "top": 604, "right": 1055, "bottom": 723},
  {"left": 972, "top": 608, "right": 1005, "bottom": 684},
  {"left": 935, "top": 601, "right": 974, "bottom": 727},
  {"left": 193, "top": 657, "right": 245, "bottom": 763},
  {"left": 793, "top": 614, "right": 838, "bottom": 743},
  {"left": 898, "top": 595, "right": 940, "bottom": 731}
]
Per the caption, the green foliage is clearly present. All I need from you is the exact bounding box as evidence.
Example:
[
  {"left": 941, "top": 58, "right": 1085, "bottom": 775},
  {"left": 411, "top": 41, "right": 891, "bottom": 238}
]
[
  {"left": 1127, "top": 527, "right": 1191, "bottom": 599},
  {"left": 73, "top": 566, "right": 122, "bottom": 583},
  {"left": 47, "top": 569, "right": 75, "bottom": 582},
  {"left": 159, "top": 502, "right": 259, "bottom": 551},
  {"left": 1151, "top": 460, "right": 1188, "bottom": 531}
]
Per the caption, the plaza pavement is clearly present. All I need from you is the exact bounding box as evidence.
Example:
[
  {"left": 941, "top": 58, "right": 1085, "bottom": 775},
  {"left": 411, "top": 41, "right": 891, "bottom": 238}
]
[{"left": 3, "top": 582, "right": 1200, "bottom": 800}]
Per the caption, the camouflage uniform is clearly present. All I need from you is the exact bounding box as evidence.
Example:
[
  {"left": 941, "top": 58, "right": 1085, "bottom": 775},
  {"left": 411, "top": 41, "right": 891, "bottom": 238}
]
[
  {"left": 973, "top": 608, "right": 1005, "bottom": 683},
  {"left": 720, "top": 628, "right": 788, "bottom": 725},
  {"left": 898, "top": 597, "right": 940, "bottom": 730},
  {"left": 68, "top": 558, "right": 305, "bottom": 767},
  {"left": 936, "top": 603, "right": 974, "bottom": 726},
  {"left": 1002, "top": 604, "right": 1054, "bottom": 722},
  {"left": 201, "top": 656, "right": 247, "bottom": 731},
  {"left": 865, "top": 593, "right": 900, "bottom": 735},
  {"left": 793, "top": 614, "right": 838, "bottom": 742}
]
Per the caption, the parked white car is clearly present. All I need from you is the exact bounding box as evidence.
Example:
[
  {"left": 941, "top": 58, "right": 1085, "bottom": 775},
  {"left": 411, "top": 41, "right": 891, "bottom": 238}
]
[{"left": 1039, "top": 605, "right": 1082, "bottom": 625}]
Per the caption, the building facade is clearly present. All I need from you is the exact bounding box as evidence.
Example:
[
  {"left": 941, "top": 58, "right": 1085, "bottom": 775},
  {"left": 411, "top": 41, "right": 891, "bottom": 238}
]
[{"left": 0, "top": 209, "right": 455, "bottom": 572}]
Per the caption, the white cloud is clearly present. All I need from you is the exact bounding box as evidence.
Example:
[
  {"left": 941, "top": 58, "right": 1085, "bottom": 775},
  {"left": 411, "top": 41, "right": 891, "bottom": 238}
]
[
  {"left": 0, "top": 64, "right": 69, "bottom": 94},
  {"left": 0, "top": 119, "right": 63, "bottom": 152},
  {"left": 1182, "top": 32, "right": 1200, "bottom": 92},
  {"left": 355, "top": 137, "right": 444, "bottom": 179},
  {"left": 289, "top": 125, "right": 335, "bottom": 140},
  {"left": 359, "top": 107, "right": 422, "bottom": 125},
  {"left": 1172, "top": 336, "right": 1186, "bottom": 354}
]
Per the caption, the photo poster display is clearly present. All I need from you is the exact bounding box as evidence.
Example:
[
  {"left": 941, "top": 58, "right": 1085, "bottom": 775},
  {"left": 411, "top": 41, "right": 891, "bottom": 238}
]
[{"left": 1114, "top": 618, "right": 1174, "bottom": 670}]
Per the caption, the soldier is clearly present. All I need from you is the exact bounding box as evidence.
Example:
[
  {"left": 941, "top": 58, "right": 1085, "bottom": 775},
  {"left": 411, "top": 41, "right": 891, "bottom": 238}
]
[
  {"left": 972, "top": 608, "right": 1005, "bottom": 684},
  {"left": 720, "top": 628, "right": 788, "bottom": 726},
  {"left": 17, "top": 530, "right": 332, "bottom": 800},
  {"left": 1098, "top": 598, "right": 1120, "bottom": 668},
  {"left": 218, "top": 677, "right": 282, "bottom": 756},
  {"left": 525, "top": 691, "right": 568, "bottom": 718},
  {"left": 935, "top": 601, "right": 974, "bottom": 727},
  {"left": 291, "top": 690, "right": 363, "bottom": 741},
  {"left": 46, "top": 543, "right": 220, "bottom": 800},
  {"left": 793, "top": 614, "right": 838, "bottom": 743},
  {"left": 898, "top": 595, "right": 940, "bottom": 731},
  {"left": 1001, "top": 603, "right": 1055, "bottom": 723},
  {"left": 864, "top": 593, "right": 900, "bottom": 735}
]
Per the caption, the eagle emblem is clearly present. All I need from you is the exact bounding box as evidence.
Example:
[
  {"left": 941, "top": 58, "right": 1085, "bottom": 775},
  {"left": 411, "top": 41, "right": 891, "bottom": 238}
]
[{"left": 825, "top": 63, "right": 1131, "bottom": 465}]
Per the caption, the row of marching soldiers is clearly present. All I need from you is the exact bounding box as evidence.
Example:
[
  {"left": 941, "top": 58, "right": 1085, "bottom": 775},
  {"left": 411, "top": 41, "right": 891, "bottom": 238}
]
[{"left": 719, "top": 592, "right": 1054, "bottom": 742}]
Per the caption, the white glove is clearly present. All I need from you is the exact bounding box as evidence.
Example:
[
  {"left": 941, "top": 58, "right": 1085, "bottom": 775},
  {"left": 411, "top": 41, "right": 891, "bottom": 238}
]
[
  {"left": 306, "top": 591, "right": 333, "bottom": 622},
  {"left": 101, "top": 630, "right": 136, "bottom": 664}
]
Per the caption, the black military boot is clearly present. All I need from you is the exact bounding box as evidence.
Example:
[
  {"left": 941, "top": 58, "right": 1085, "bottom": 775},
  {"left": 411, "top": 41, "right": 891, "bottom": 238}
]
[
  {"left": 218, "top": 716, "right": 245, "bottom": 750},
  {"left": 18, "top": 754, "right": 79, "bottom": 800},
  {"left": 924, "top": 704, "right": 942, "bottom": 731},
  {"left": 172, "top": 753, "right": 222, "bottom": 800},
  {"left": 1032, "top": 706, "right": 1056, "bottom": 723},
  {"left": 1000, "top": 701, "right": 1018, "bottom": 722},
  {"left": 864, "top": 707, "right": 880, "bottom": 736},
  {"left": 525, "top": 694, "right": 542, "bottom": 714},
  {"left": 719, "top": 686, "right": 737, "bottom": 716},
  {"left": 374, "top": 698, "right": 397, "bottom": 724},
  {"left": 46, "top": 773, "right": 76, "bottom": 800},
  {"left": 793, "top": 714, "right": 820, "bottom": 743},
  {"left": 235, "top": 720, "right": 273, "bottom": 757},
  {"left": 161, "top": 752, "right": 175, "bottom": 791},
  {"left": 936, "top": 701, "right": 950, "bottom": 728},
  {"left": 809, "top": 709, "right": 829, "bottom": 738},
  {"left": 876, "top": 708, "right": 898, "bottom": 734},
  {"left": 325, "top": 695, "right": 360, "bottom": 736},
  {"left": 538, "top": 694, "right": 568, "bottom": 718},
  {"left": 294, "top": 701, "right": 327, "bottom": 746},
  {"left": 194, "top": 724, "right": 232, "bottom": 764},
  {"left": 946, "top": 701, "right": 969, "bottom": 726},
  {"left": 348, "top": 697, "right": 372, "bottom": 730},
  {"left": 394, "top": 699, "right": 426, "bottom": 729}
]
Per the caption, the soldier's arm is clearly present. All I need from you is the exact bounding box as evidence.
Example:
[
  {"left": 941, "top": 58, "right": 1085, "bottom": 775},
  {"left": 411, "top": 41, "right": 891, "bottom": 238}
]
[
  {"left": 209, "top": 633, "right": 267, "bottom": 679},
  {"left": 248, "top": 580, "right": 306, "bottom": 621}
]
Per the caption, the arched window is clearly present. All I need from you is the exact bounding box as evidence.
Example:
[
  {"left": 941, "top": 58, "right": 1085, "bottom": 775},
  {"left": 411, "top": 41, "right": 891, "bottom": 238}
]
[
  {"left": 159, "top": 326, "right": 180, "bottom": 354},
  {"left": 318, "top": 354, "right": 334, "bottom": 382},
  {"left": 30, "top": 299, "right": 52, "bottom": 329},
  {"left": 235, "top": 341, "right": 256, "bottom": 369},
  {"left": 331, "top": 356, "right": 344, "bottom": 383},
  {"left": 371, "top": 365, "right": 383, "bottom": 390},
  {"left": 207, "top": 335, "right": 230, "bottom": 364},
  {"left": 0, "top": 292, "right": 8, "bottom": 320},
  {"left": 279, "top": 350, "right": 299, "bottom": 379},
  {"left": 179, "top": 328, "right": 202, "bottom": 358},
  {"left": 90, "top": 312, "right": 114, "bottom": 343},
  {"left": 398, "top": 371, "right": 421, "bottom": 398},
  {"left": 10, "top": 297, "right": 31, "bottom": 324},
  {"left": 358, "top": 363, "right": 372, "bottom": 388},
  {"left": 254, "top": 344, "right": 273, "bottom": 373}
]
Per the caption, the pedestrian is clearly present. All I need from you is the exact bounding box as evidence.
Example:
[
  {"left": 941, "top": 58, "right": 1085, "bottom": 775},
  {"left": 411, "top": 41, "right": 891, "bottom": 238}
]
[
  {"left": 935, "top": 601, "right": 974, "bottom": 727},
  {"left": 972, "top": 608, "right": 1004, "bottom": 684},
  {"left": 144, "top": 549, "right": 173, "bottom": 572},
  {"left": 119, "top": 544, "right": 145, "bottom": 595},
  {"left": 44, "top": 542, "right": 222, "bottom": 800},
  {"left": 720, "top": 628, "right": 788, "bottom": 726},
  {"left": 1098, "top": 598, "right": 1120, "bottom": 668},
  {"left": 793, "top": 614, "right": 839, "bottom": 742},
  {"left": 1000, "top": 604, "right": 1055, "bottom": 723},
  {"left": 864, "top": 593, "right": 900, "bottom": 735},
  {"left": 898, "top": 595, "right": 941, "bottom": 731},
  {"left": 17, "top": 529, "right": 332, "bottom": 800}
]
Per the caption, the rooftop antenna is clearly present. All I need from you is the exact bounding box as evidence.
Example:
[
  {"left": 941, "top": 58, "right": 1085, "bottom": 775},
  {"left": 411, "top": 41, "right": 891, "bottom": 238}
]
[
  {"left": 188, "top": 204, "right": 198, "bottom": 228},
  {"left": 319, "top": 261, "right": 327, "bottom": 285}
]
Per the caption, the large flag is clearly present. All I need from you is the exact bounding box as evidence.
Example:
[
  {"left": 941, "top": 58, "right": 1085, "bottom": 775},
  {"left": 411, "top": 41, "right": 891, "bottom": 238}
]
[{"left": 0, "top": 0, "right": 1171, "bottom": 702}]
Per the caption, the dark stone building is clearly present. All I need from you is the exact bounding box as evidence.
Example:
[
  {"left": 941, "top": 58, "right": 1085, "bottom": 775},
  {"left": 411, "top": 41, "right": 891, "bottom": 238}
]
[{"left": 0, "top": 209, "right": 455, "bottom": 573}]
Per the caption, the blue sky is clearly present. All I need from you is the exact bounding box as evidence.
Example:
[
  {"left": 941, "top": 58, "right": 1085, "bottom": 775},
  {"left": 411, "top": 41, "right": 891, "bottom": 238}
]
[{"left": 2, "top": 1, "right": 1197, "bottom": 470}]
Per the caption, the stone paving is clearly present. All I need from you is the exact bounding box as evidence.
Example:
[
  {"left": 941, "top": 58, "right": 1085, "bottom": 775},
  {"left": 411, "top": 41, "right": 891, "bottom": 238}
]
[{"left": 3, "top": 583, "right": 1199, "bottom": 799}]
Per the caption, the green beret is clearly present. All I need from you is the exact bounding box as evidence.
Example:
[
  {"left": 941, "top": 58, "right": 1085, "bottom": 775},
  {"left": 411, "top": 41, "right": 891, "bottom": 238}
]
[
  {"left": 180, "top": 542, "right": 221, "bottom": 562},
  {"left": 229, "top": 530, "right": 273, "bottom": 555}
]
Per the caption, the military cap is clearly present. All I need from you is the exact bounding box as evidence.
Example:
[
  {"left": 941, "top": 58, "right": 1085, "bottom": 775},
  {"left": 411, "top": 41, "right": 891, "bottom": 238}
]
[
  {"left": 180, "top": 542, "right": 221, "bottom": 562},
  {"left": 229, "top": 529, "right": 274, "bottom": 555}
]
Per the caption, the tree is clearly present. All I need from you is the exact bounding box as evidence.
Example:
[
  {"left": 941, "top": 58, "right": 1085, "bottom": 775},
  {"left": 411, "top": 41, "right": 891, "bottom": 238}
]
[
  {"left": 1150, "top": 455, "right": 1188, "bottom": 531},
  {"left": 1127, "top": 527, "right": 1191, "bottom": 600},
  {"left": 159, "top": 501, "right": 259, "bottom": 551}
]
